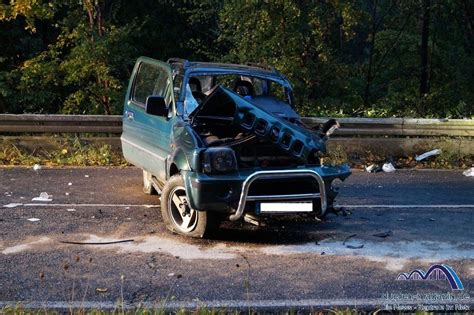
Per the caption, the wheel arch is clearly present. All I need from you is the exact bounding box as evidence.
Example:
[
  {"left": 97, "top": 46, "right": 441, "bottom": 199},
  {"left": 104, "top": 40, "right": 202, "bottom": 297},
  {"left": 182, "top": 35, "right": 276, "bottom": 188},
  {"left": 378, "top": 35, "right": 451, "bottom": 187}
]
[{"left": 167, "top": 148, "right": 191, "bottom": 179}]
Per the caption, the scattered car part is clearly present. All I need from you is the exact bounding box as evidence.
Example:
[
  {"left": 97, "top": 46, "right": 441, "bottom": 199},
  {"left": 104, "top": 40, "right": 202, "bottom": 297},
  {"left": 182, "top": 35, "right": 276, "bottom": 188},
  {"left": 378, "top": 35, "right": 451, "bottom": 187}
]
[
  {"left": 342, "top": 233, "right": 357, "bottom": 245},
  {"left": 415, "top": 149, "right": 442, "bottom": 161},
  {"left": 59, "top": 239, "right": 134, "bottom": 245},
  {"left": 382, "top": 162, "right": 396, "bottom": 173},
  {"left": 32, "top": 192, "right": 52, "bottom": 202},
  {"left": 346, "top": 244, "right": 364, "bottom": 249},
  {"left": 463, "top": 167, "right": 474, "bottom": 177},
  {"left": 365, "top": 164, "right": 382, "bottom": 173},
  {"left": 372, "top": 230, "right": 393, "bottom": 238}
]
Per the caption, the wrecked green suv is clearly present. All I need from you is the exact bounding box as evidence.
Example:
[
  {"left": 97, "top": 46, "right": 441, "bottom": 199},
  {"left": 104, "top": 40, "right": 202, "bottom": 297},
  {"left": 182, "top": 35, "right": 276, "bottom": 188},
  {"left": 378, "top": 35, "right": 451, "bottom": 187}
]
[{"left": 121, "top": 57, "right": 351, "bottom": 237}]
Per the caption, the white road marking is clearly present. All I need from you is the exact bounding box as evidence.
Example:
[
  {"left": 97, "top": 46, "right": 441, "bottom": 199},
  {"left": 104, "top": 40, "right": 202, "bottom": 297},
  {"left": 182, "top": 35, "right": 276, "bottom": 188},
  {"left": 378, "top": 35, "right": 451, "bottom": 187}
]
[
  {"left": 0, "top": 298, "right": 472, "bottom": 310},
  {"left": 337, "top": 204, "right": 474, "bottom": 208},
  {"left": 3, "top": 202, "right": 474, "bottom": 209},
  {"left": 2, "top": 203, "right": 159, "bottom": 208}
]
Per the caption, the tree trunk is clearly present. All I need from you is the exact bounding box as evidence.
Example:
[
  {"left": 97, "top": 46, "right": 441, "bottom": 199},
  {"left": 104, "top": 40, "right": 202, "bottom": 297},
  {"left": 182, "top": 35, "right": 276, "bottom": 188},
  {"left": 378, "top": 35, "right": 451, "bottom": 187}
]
[
  {"left": 363, "top": 0, "right": 378, "bottom": 106},
  {"left": 419, "top": 0, "right": 430, "bottom": 96}
]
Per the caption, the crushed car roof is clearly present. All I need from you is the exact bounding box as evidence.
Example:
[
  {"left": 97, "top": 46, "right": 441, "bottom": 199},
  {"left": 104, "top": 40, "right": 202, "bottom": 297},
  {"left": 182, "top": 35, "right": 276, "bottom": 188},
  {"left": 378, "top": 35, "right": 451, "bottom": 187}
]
[{"left": 167, "top": 58, "right": 282, "bottom": 77}]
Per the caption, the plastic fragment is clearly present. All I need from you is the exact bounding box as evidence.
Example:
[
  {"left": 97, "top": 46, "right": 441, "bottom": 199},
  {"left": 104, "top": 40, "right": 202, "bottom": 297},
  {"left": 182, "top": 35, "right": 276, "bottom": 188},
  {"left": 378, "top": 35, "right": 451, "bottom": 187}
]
[
  {"left": 27, "top": 218, "right": 40, "bottom": 222},
  {"left": 415, "top": 149, "right": 442, "bottom": 161},
  {"left": 168, "top": 273, "right": 175, "bottom": 277},
  {"left": 85, "top": 175, "right": 89, "bottom": 178},
  {"left": 33, "top": 164, "right": 42, "bottom": 171},
  {"left": 96, "top": 288, "right": 108, "bottom": 293},
  {"left": 342, "top": 234, "right": 357, "bottom": 245},
  {"left": 365, "top": 164, "right": 377, "bottom": 173},
  {"left": 346, "top": 244, "right": 364, "bottom": 249},
  {"left": 67, "top": 209, "right": 76, "bottom": 212},
  {"left": 68, "top": 182, "right": 72, "bottom": 186},
  {"left": 463, "top": 167, "right": 474, "bottom": 177},
  {"left": 32, "top": 192, "right": 52, "bottom": 202},
  {"left": 382, "top": 162, "right": 396, "bottom": 173},
  {"left": 373, "top": 230, "right": 393, "bottom": 238},
  {"left": 60, "top": 239, "right": 134, "bottom": 245}
]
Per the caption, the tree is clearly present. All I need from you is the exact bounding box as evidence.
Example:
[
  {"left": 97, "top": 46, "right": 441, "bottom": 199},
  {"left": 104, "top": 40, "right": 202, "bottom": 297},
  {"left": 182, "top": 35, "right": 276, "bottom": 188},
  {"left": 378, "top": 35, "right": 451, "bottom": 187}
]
[{"left": 419, "top": 0, "right": 431, "bottom": 97}]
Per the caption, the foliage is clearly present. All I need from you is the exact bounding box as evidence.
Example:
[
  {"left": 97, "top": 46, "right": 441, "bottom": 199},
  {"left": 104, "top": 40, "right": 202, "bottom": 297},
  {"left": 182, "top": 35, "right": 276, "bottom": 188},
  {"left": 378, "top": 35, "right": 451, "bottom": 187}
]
[
  {"left": 0, "top": 136, "right": 127, "bottom": 166},
  {"left": 0, "top": 0, "right": 472, "bottom": 118}
]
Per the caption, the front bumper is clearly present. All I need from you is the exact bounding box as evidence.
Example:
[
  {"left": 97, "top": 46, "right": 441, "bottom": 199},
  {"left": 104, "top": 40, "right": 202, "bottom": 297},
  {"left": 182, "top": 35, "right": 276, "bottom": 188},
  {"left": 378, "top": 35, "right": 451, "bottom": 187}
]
[{"left": 182, "top": 164, "right": 351, "bottom": 220}]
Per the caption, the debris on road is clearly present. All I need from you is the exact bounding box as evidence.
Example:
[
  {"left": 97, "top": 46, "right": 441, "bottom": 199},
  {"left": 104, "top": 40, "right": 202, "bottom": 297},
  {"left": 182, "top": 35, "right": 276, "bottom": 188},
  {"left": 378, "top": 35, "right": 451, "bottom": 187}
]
[
  {"left": 33, "top": 164, "right": 42, "bottom": 171},
  {"left": 365, "top": 164, "right": 381, "bottom": 173},
  {"left": 382, "top": 162, "right": 396, "bottom": 173},
  {"left": 27, "top": 218, "right": 41, "bottom": 222},
  {"left": 85, "top": 175, "right": 90, "bottom": 178},
  {"left": 68, "top": 182, "right": 72, "bottom": 186},
  {"left": 3, "top": 203, "right": 22, "bottom": 208},
  {"left": 96, "top": 288, "right": 108, "bottom": 293},
  {"left": 331, "top": 207, "right": 352, "bottom": 216},
  {"left": 168, "top": 273, "right": 175, "bottom": 277},
  {"left": 372, "top": 230, "right": 393, "bottom": 238},
  {"left": 342, "top": 234, "right": 357, "bottom": 245},
  {"left": 66, "top": 209, "right": 76, "bottom": 212},
  {"left": 346, "top": 244, "right": 364, "bottom": 249},
  {"left": 59, "top": 239, "right": 134, "bottom": 245},
  {"left": 463, "top": 167, "right": 474, "bottom": 177},
  {"left": 415, "top": 149, "right": 442, "bottom": 161},
  {"left": 32, "top": 192, "right": 52, "bottom": 202}
]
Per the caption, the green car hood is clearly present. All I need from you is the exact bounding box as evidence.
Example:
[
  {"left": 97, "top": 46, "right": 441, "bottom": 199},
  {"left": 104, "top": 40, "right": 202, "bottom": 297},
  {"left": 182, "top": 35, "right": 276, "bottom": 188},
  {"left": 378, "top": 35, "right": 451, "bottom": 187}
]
[{"left": 189, "top": 86, "right": 326, "bottom": 163}]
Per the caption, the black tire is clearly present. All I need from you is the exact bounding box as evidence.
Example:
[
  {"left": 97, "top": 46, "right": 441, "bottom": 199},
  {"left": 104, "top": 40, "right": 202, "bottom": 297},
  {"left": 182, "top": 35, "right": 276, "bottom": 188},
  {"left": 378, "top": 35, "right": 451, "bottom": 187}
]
[{"left": 160, "top": 174, "right": 217, "bottom": 238}]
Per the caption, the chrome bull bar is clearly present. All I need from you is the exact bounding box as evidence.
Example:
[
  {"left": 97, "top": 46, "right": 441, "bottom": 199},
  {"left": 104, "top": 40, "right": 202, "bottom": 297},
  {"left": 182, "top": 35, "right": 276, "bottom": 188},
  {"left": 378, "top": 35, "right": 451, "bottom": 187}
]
[{"left": 229, "top": 169, "right": 327, "bottom": 221}]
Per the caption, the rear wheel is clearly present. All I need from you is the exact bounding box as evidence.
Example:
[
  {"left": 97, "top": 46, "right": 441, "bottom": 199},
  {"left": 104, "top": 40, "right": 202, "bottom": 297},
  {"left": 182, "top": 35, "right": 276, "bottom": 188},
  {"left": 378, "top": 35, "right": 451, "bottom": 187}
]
[{"left": 160, "top": 174, "right": 216, "bottom": 238}]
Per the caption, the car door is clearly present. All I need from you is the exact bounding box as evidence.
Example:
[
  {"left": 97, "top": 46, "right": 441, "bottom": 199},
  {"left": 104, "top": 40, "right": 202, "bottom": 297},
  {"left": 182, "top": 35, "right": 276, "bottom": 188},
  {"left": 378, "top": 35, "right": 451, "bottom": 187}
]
[{"left": 121, "top": 57, "right": 175, "bottom": 180}]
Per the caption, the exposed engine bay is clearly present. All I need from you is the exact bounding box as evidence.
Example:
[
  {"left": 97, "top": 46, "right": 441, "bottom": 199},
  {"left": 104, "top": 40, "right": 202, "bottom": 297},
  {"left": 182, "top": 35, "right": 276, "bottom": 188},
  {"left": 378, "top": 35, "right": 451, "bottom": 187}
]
[{"left": 188, "top": 84, "right": 338, "bottom": 169}]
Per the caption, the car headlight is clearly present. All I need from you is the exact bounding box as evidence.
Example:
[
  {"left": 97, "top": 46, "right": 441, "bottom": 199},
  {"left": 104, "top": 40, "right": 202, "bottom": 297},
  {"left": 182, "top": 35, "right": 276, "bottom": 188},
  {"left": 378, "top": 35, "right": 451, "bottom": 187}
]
[{"left": 202, "top": 147, "right": 238, "bottom": 173}]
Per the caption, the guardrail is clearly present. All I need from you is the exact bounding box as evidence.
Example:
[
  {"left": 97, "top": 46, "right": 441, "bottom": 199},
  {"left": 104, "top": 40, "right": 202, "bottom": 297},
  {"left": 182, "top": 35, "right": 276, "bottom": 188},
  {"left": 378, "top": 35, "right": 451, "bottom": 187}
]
[{"left": 0, "top": 114, "right": 473, "bottom": 137}]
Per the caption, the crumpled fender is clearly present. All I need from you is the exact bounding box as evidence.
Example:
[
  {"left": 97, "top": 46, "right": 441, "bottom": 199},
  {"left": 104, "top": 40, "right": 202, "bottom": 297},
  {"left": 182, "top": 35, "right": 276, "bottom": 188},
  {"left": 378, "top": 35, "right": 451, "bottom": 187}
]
[{"left": 168, "top": 122, "right": 204, "bottom": 177}]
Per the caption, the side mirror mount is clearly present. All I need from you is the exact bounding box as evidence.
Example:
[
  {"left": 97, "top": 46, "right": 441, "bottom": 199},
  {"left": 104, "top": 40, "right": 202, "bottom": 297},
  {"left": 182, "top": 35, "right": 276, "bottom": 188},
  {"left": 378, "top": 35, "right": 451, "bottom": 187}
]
[{"left": 145, "top": 96, "right": 168, "bottom": 117}]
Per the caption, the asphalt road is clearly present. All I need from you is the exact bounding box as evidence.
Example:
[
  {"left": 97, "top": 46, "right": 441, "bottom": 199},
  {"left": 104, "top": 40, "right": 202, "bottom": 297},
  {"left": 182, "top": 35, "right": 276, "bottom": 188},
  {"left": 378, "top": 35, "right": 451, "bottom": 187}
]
[{"left": 0, "top": 167, "right": 473, "bottom": 312}]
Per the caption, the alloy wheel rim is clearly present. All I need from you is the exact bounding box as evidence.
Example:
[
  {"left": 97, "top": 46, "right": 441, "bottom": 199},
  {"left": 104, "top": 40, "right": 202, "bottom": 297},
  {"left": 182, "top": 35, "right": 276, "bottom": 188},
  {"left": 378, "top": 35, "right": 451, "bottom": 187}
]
[{"left": 168, "top": 186, "right": 198, "bottom": 233}]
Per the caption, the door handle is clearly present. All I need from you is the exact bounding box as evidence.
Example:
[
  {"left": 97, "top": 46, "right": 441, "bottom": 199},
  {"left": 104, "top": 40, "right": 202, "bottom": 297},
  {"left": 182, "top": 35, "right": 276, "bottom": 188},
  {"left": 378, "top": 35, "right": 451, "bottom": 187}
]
[{"left": 126, "top": 111, "right": 134, "bottom": 120}]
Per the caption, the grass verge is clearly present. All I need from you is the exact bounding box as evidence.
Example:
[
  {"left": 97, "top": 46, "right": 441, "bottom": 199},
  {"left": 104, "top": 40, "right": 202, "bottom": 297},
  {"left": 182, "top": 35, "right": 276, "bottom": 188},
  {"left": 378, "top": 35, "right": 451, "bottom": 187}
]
[{"left": 0, "top": 137, "right": 127, "bottom": 167}]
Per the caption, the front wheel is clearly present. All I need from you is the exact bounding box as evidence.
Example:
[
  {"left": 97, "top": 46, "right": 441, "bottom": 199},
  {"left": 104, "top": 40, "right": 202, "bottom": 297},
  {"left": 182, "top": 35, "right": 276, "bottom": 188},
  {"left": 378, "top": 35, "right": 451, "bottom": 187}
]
[{"left": 160, "top": 174, "right": 216, "bottom": 238}]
